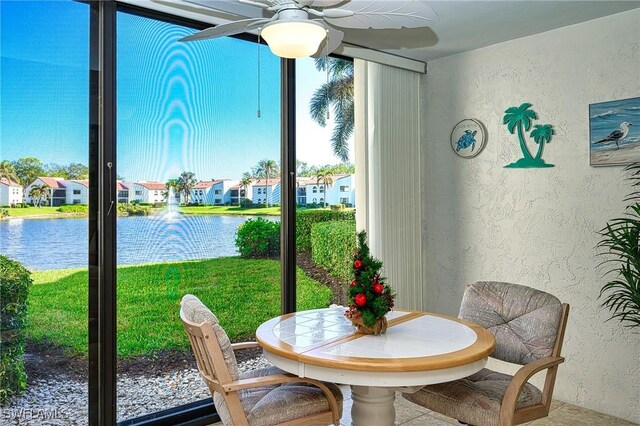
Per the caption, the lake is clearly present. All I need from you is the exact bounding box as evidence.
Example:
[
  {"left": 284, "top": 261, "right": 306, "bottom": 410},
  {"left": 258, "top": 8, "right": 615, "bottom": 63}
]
[{"left": 0, "top": 214, "right": 279, "bottom": 270}]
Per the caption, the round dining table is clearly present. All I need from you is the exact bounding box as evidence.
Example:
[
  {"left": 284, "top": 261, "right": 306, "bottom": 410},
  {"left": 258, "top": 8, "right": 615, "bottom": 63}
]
[{"left": 255, "top": 307, "right": 495, "bottom": 426}]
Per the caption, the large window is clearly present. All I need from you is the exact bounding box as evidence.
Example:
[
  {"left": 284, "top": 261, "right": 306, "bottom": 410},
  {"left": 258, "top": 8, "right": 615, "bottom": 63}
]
[{"left": 0, "top": 0, "right": 90, "bottom": 424}]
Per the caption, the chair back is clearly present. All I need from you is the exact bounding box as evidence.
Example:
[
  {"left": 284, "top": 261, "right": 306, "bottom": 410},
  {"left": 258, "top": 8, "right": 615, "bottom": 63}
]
[
  {"left": 180, "top": 295, "right": 243, "bottom": 417},
  {"left": 459, "top": 281, "right": 564, "bottom": 365}
]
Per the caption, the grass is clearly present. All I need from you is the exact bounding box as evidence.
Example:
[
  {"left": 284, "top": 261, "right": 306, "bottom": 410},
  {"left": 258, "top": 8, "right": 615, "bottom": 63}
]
[
  {"left": 178, "top": 205, "right": 281, "bottom": 216},
  {"left": 27, "top": 257, "right": 332, "bottom": 358},
  {"left": 3, "top": 206, "right": 67, "bottom": 217}
]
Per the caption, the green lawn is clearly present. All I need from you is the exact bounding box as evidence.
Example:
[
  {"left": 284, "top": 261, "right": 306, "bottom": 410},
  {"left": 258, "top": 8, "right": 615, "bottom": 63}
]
[
  {"left": 27, "top": 258, "right": 332, "bottom": 357},
  {"left": 177, "top": 205, "right": 281, "bottom": 216},
  {"left": 3, "top": 206, "right": 66, "bottom": 217}
]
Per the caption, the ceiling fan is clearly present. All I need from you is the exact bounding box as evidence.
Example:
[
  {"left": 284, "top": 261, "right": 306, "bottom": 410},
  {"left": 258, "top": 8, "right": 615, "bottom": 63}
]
[{"left": 179, "top": 0, "right": 439, "bottom": 58}]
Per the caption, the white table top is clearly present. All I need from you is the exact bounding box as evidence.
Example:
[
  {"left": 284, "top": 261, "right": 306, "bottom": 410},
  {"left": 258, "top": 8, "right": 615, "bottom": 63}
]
[{"left": 256, "top": 307, "right": 495, "bottom": 387}]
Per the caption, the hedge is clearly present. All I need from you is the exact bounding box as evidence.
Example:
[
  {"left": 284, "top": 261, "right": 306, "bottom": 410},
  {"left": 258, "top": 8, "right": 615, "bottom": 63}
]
[
  {"left": 236, "top": 217, "right": 280, "bottom": 258},
  {"left": 311, "top": 220, "right": 357, "bottom": 283},
  {"left": 57, "top": 204, "right": 88, "bottom": 213},
  {"left": 0, "top": 256, "right": 32, "bottom": 404},
  {"left": 296, "top": 209, "right": 355, "bottom": 253}
]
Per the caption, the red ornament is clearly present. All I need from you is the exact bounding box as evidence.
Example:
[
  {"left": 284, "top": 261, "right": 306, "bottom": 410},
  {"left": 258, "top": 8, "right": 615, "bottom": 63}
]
[
  {"left": 350, "top": 279, "right": 357, "bottom": 287},
  {"left": 354, "top": 259, "right": 363, "bottom": 269},
  {"left": 354, "top": 293, "right": 367, "bottom": 306},
  {"left": 373, "top": 283, "right": 384, "bottom": 294}
]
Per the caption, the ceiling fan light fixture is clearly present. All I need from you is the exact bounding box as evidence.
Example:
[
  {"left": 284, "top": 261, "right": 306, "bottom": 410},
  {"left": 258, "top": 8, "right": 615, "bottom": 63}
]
[{"left": 261, "top": 20, "right": 326, "bottom": 59}]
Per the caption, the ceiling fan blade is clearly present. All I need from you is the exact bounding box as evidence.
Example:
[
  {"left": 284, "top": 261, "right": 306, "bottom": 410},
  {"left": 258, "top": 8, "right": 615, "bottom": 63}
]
[
  {"left": 324, "top": 1, "right": 439, "bottom": 29},
  {"left": 179, "top": 18, "right": 269, "bottom": 42},
  {"left": 310, "top": 0, "right": 347, "bottom": 7},
  {"left": 237, "top": 0, "right": 272, "bottom": 8},
  {"left": 311, "top": 25, "right": 344, "bottom": 57}
]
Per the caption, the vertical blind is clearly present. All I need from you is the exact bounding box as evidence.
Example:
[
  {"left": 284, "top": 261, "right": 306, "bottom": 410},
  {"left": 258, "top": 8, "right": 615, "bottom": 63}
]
[{"left": 354, "top": 59, "right": 423, "bottom": 310}]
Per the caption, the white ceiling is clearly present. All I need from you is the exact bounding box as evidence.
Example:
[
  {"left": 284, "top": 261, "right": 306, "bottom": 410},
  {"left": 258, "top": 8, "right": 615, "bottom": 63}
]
[{"left": 143, "top": 0, "right": 640, "bottom": 62}]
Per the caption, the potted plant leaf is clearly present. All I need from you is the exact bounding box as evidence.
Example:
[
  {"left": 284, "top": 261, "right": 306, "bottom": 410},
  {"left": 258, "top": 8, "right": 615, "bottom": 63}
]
[{"left": 597, "top": 163, "right": 640, "bottom": 328}]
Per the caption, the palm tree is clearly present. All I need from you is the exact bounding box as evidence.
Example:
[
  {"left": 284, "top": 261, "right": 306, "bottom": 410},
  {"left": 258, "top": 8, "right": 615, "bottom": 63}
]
[
  {"left": 29, "top": 184, "right": 50, "bottom": 207},
  {"left": 240, "top": 173, "right": 252, "bottom": 207},
  {"left": 310, "top": 58, "right": 354, "bottom": 162},
  {"left": 165, "top": 178, "right": 180, "bottom": 203},
  {"left": 503, "top": 103, "right": 537, "bottom": 161},
  {"left": 177, "top": 172, "right": 198, "bottom": 205},
  {"left": 0, "top": 160, "right": 19, "bottom": 184},
  {"left": 316, "top": 169, "right": 334, "bottom": 208},
  {"left": 531, "top": 124, "right": 555, "bottom": 160},
  {"left": 255, "top": 159, "right": 278, "bottom": 207}
]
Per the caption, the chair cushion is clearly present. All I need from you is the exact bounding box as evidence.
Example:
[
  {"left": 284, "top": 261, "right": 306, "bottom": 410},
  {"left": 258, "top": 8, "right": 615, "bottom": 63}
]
[
  {"left": 403, "top": 368, "right": 542, "bottom": 426},
  {"left": 181, "top": 295, "right": 239, "bottom": 381},
  {"left": 214, "top": 366, "right": 343, "bottom": 426},
  {"left": 459, "top": 281, "right": 562, "bottom": 364}
]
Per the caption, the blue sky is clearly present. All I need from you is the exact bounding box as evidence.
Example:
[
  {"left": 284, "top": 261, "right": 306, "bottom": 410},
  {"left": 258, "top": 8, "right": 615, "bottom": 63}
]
[{"left": 1, "top": 1, "right": 353, "bottom": 183}]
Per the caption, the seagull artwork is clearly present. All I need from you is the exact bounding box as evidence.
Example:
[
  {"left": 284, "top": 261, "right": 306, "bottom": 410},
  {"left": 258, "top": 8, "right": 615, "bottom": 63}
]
[{"left": 594, "top": 121, "right": 633, "bottom": 150}]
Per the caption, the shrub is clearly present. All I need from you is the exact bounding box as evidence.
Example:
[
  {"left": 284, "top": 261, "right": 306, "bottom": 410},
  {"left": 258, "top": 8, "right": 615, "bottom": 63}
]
[
  {"left": 117, "top": 203, "right": 150, "bottom": 216},
  {"left": 296, "top": 209, "right": 355, "bottom": 253},
  {"left": 57, "top": 204, "right": 88, "bottom": 213},
  {"left": 151, "top": 202, "right": 166, "bottom": 208},
  {"left": 0, "top": 209, "right": 8, "bottom": 218},
  {"left": 236, "top": 218, "right": 280, "bottom": 258},
  {"left": 311, "top": 220, "right": 357, "bottom": 282},
  {"left": 330, "top": 204, "right": 345, "bottom": 211},
  {"left": 240, "top": 198, "right": 253, "bottom": 208},
  {"left": 0, "top": 256, "right": 32, "bottom": 404}
]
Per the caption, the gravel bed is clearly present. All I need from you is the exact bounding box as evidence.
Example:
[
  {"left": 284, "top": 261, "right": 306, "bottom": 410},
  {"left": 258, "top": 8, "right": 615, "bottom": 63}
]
[{"left": 1, "top": 356, "right": 270, "bottom": 425}]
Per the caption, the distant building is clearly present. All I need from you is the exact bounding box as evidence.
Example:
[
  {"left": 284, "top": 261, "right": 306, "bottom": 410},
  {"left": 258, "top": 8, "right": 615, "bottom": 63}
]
[
  {"left": 185, "top": 179, "right": 235, "bottom": 205},
  {"left": 251, "top": 178, "right": 281, "bottom": 206},
  {"left": 130, "top": 181, "right": 167, "bottom": 204},
  {"left": 117, "top": 182, "right": 130, "bottom": 203},
  {"left": 300, "top": 174, "right": 355, "bottom": 207},
  {"left": 0, "top": 178, "right": 23, "bottom": 206},
  {"left": 65, "top": 180, "right": 89, "bottom": 205},
  {"left": 25, "top": 177, "right": 67, "bottom": 206}
]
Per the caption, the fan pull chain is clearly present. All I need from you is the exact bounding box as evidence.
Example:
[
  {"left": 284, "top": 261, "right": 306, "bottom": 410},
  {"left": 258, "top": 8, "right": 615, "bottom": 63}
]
[
  {"left": 325, "top": 29, "right": 330, "bottom": 121},
  {"left": 257, "top": 33, "right": 262, "bottom": 119}
]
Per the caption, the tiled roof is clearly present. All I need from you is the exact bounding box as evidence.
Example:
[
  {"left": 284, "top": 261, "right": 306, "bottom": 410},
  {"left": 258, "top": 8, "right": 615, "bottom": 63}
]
[
  {"left": 37, "top": 177, "right": 66, "bottom": 188},
  {"left": 193, "top": 180, "right": 224, "bottom": 189},
  {"left": 135, "top": 181, "right": 167, "bottom": 190},
  {"left": 252, "top": 178, "right": 281, "bottom": 187},
  {"left": 0, "top": 177, "right": 21, "bottom": 187},
  {"left": 70, "top": 180, "right": 89, "bottom": 187},
  {"left": 116, "top": 182, "right": 129, "bottom": 190}
]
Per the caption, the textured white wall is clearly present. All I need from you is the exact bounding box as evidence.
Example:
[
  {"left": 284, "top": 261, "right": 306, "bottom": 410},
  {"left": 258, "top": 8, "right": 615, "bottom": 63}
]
[{"left": 421, "top": 10, "right": 640, "bottom": 422}]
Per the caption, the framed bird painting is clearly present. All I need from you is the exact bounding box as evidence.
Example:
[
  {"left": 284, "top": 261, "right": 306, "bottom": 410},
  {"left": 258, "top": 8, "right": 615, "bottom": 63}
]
[{"left": 590, "top": 96, "right": 640, "bottom": 166}]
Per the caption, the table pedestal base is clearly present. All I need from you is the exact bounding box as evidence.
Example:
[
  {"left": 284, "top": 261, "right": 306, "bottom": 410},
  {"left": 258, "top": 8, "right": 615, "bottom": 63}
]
[{"left": 350, "top": 385, "right": 395, "bottom": 426}]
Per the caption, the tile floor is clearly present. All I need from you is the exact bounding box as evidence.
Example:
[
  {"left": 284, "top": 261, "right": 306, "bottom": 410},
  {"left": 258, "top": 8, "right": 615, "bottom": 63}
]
[{"left": 211, "top": 384, "right": 637, "bottom": 425}]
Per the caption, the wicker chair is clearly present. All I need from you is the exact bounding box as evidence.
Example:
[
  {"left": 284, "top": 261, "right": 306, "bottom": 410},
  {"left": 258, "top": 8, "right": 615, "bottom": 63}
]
[
  {"left": 403, "top": 281, "right": 569, "bottom": 426},
  {"left": 180, "top": 294, "right": 343, "bottom": 426}
]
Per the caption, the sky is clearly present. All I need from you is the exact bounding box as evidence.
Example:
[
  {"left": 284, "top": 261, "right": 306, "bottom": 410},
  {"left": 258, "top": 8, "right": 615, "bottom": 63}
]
[{"left": 0, "top": 0, "right": 354, "bottom": 183}]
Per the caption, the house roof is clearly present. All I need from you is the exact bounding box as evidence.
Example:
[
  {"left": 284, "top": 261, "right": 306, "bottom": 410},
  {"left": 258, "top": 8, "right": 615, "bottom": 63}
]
[
  {"left": 37, "top": 177, "right": 66, "bottom": 188},
  {"left": 193, "top": 180, "right": 224, "bottom": 189},
  {"left": 0, "top": 177, "right": 21, "bottom": 187},
  {"left": 70, "top": 180, "right": 89, "bottom": 187},
  {"left": 252, "top": 178, "right": 281, "bottom": 187},
  {"left": 116, "top": 182, "right": 129, "bottom": 190},
  {"left": 135, "top": 181, "right": 167, "bottom": 190}
]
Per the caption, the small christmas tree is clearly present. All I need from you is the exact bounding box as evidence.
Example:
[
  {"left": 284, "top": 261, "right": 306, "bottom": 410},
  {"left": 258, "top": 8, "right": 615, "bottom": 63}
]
[{"left": 345, "top": 231, "right": 395, "bottom": 332}]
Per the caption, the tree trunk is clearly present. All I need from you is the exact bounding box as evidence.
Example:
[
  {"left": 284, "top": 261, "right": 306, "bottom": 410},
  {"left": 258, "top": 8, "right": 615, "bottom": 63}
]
[
  {"left": 535, "top": 142, "right": 545, "bottom": 160},
  {"left": 517, "top": 123, "right": 534, "bottom": 160}
]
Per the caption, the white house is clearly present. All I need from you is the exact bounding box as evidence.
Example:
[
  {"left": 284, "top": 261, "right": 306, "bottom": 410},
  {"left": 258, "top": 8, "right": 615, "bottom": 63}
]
[
  {"left": 64, "top": 180, "right": 89, "bottom": 205},
  {"left": 185, "top": 179, "right": 235, "bottom": 205},
  {"left": 117, "top": 182, "right": 129, "bottom": 204},
  {"left": 0, "top": 178, "right": 23, "bottom": 206},
  {"left": 298, "top": 174, "right": 356, "bottom": 207},
  {"left": 25, "top": 177, "right": 67, "bottom": 206},
  {"left": 251, "top": 178, "right": 281, "bottom": 206},
  {"left": 130, "top": 181, "right": 167, "bottom": 204}
]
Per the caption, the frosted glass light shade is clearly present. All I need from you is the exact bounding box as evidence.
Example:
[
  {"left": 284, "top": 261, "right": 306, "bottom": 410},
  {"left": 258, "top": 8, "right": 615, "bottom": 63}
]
[{"left": 261, "top": 20, "right": 326, "bottom": 59}]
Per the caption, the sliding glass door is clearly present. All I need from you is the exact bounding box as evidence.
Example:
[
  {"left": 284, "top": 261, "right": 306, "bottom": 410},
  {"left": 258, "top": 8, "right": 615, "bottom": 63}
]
[{"left": 114, "top": 10, "right": 285, "bottom": 422}]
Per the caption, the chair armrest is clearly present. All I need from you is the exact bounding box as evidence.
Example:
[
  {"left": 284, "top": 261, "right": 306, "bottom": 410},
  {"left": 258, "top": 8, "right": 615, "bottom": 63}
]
[
  {"left": 223, "top": 373, "right": 341, "bottom": 424},
  {"left": 230, "top": 342, "right": 261, "bottom": 351},
  {"left": 499, "top": 356, "right": 564, "bottom": 424}
]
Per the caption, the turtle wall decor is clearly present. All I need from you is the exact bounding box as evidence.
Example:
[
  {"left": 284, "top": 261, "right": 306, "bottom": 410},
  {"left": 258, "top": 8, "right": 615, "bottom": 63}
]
[
  {"left": 503, "top": 103, "right": 555, "bottom": 168},
  {"left": 450, "top": 119, "right": 486, "bottom": 158}
]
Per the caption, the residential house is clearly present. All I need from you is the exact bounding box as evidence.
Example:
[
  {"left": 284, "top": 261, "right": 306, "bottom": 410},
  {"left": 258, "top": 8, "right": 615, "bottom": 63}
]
[
  {"left": 117, "top": 182, "right": 129, "bottom": 203},
  {"left": 229, "top": 182, "right": 251, "bottom": 206},
  {"left": 0, "top": 178, "right": 23, "bottom": 206},
  {"left": 324, "top": 174, "right": 355, "bottom": 207},
  {"left": 185, "top": 179, "right": 235, "bottom": 205},
  {"left": 251, "top": 178, "right": 281, "bottom": 206},
  {"left": 25, "top": 177, "right": 67, "bottom": 206},
  {"left": 130, "top": 181, "right": 167, "bottom": 204},
  {"left": 65, "top": 180, "right": 89, "bottom": 205}
]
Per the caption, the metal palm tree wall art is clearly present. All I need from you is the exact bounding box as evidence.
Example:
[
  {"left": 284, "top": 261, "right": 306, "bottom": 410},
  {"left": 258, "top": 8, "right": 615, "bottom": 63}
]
[{"left": 503, "top": 103, "right": 555, "bottom": 168}]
